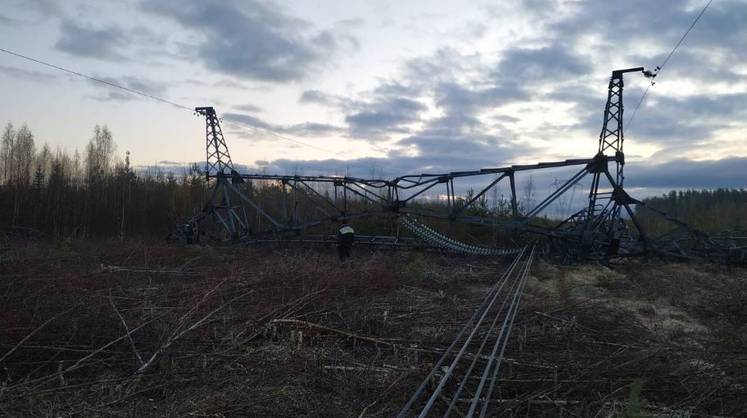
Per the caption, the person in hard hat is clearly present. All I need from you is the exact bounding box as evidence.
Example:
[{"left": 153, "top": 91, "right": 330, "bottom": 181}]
[{"left": 337, "top": 220, "right": 355, "bottom": 261}]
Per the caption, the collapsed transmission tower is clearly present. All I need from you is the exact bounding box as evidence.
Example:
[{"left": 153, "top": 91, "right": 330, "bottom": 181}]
[
  {"left": 189, "top": 69, "right": 745, "bottom": 263},
  {"left": 556, "top": 67, "right": 653, "bottom": 258},
  {"left": 194, "top": 107, "right": 252, "bottom": 240}
]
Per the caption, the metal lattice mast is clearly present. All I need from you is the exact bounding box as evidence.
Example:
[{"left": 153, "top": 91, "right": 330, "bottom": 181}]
[
  {"left": 194, "top": 106, "right": 245, "bottom": 240},
  {"left": 583, "top": 67, "right": 656, "bottom": 258},
  {"left": 597, "top": 69, "right": 632, "bottom": 186},
  {"left": 195, "top": 106, "right": 234, "bottom": 180},
  {"left": 587, "top": 67, "right": 646, "bottom": 217}
]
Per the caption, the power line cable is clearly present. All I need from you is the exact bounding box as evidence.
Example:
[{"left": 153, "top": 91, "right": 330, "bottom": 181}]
[
  {"left": 625, "top": 83, "right": 652, "bottom": 131},
  {"left": 657, "top": 0, "right": 713, "bottom": 77},
  {"left": 221, "top": 118, "right": 344, "bottom": 156},
  {"left": 0, "top": 47, "right": 193, "bottom": 112},
  {"left": 0, "top": 46, "right": 346, "bottom": 157},
  {"left": 626, "top": 0, "right": 713, "bottom": 131}
]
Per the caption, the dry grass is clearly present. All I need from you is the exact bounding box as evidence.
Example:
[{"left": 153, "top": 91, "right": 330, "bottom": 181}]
[
  {"left": 511, "top": 260, "right": 747, "bottom": 416},
  {"left": 0, "top": 239, "right": 500, "bottom": 417},
  {"left": 0, "top": 236, "right": 745, "bottom": 417}
]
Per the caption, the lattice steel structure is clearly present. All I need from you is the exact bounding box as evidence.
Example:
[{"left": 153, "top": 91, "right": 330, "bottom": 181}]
[
  {"left": 196, "top": 107, "right": 234, "bottom": 179},
  {"left": 189, "top": 70, "right": 745, "bottom": 263}
]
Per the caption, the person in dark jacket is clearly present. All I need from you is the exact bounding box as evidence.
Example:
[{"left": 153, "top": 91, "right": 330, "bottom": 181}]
[
  {"left": 337, "top": 221, "right": 355, "bottom": 261},
  {"left": 184, "top": 222, "right": 194, "bottom": 244}
]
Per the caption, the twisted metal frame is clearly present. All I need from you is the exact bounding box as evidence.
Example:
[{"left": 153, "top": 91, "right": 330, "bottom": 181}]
[{"left": 190, "top": 69, "right": 744, "bottom": 263}]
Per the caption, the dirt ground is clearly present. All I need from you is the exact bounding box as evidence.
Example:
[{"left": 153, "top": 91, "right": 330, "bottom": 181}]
[{"left": 0, "top": 236, "right": 745, "bottom": 417}]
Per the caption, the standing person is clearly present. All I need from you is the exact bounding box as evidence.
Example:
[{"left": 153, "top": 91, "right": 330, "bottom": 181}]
[
  {"left": 184, "top": 222, "right": 194, "bottom": 245},
  {"left": 337, "top": 220, "right": 355, "bottom": 262}
]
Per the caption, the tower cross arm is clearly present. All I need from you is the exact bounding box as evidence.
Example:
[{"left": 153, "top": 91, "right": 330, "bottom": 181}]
[{"left": 611, "top": 67, "right": 645, "bottom": 77}]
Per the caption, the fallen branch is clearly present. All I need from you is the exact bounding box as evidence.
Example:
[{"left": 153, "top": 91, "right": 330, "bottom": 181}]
[
  {"left": 109, "top": 288, "right": 144, "bottom": 367},
  {"left": 135, "top": 287, "right": 254, "bottom": 375},
  {"left": 0, "top": 306, "right": 76, "bottom": 364},
  {"left": 358, "top": 371, "right": 411, "bottom": 418},
  {"left": 99, "top": 264, "right": 201, "bottom": 276},
  {"left": 270, "top": 318, "right": 402, "bottom": 347},
  {"left": 230, "top": 287, "right": 328, "bottom": 348},
  {"left": 4, "top": 316, "right": 158, "bottom": 393}
]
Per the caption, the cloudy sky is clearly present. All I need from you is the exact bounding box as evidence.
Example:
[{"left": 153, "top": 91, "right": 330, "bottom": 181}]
[{"left": 0, "top": 0, "right": 745, "bottom": 192}]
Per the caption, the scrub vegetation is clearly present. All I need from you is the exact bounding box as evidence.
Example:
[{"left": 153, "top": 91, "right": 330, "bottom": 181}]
[{"left": 1, "top": 234, "right": 745, "bottom": 417}]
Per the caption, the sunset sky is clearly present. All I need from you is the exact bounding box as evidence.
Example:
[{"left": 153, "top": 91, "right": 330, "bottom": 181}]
[{"left": 0, "top": 0, "right": 745, "bottom": 192}]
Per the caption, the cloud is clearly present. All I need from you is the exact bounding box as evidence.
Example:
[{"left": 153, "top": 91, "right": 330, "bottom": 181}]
[
  {"left": 366, "top": 52, "right": 531, "bottom": 159},
  {"left": 27, "top": 0, "right": 61, "bottom": 17},
  {"left": 299, "top": 89, "right": 355, "bottom": 108},
  {"left": 497, "top": 0, "right": 747, "bottom": 153},
  {"left": 666, "top": 1, "right": 747, "bottom": 60},
  {"left": 23, "top": 0, "right": 743, "bottom": 195},
  {"left": 222, "top": 112, "right": 344, "bottom": 138},
  {"left": 495, "top": 45, "right": 587, "bottom": 82},
  {"left": 433, "top": 82, "right": 527, "bottom": 114},
  {"left": 627, "top": 157, "right": 747, "bottom": 189},
  {"left": 230, "top": 91, "right": 532, "bottom": 174},
  {"left": 629, "top": 92, "right": 747, "bottom": 145},
  {"left": 299, "top": 90, "right": 331, "bottom": 105},
  {"left": 89, "top": 76, "right": 168, "bottom": 102},
  {"left": 0, "top": 65, "right": 56, "bottom": 82},
  {"left": 55, "top": 19, "right": 127, "bottom": 60},
  {"left": 541, "top": 81, "right": 747, "bottom": 155},
  {"left": 142, "top": 0, "right": 355, "bottom": 82},
  {"left": 2, "top": 0, "right": 61, "bottom": 23},
  {"left": 283, "top": 122, "right": 344, "bottom": 137},
  {"left": 548, "top": 0, "right": 747, "bottom": 65},
  {"left": 301, "top": 47, "right": 530, "bottom": 144},
  {"left": 275, "top": 0, "right": 746, "bottom": 179},
  {"left": 233, "top": 103, "right": 262, "bottom": 113},
  {"left": 256, "top": 155, "right": 460, "bottom": 178},
  {"left": 223, "top": 113, "right": 273, "bottom": 131},
  {"left": 0, "top": 14, "right": 16, "bottom": 25},
  {"left": 295, "top": 46, "right": 539, "bottom": 175},
  {"left": 345, "top": 97, "right": 427, "bottom": 137},
  {"left": 396, "top": 107, "right": 532, "bottom": 172},
  {"left": 299, "top": 89, "right": 363, "bottom": 118}
]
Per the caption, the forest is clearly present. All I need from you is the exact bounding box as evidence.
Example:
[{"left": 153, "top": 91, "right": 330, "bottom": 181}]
[
  {"left": 1, "top": 122, "right": 744, "bottom": 240},
  {"left": 0, "top": 122, "right": 209, "bottom": 239},
  {"left": 638, "top": 188, "right": 747, "bottom": 233}
]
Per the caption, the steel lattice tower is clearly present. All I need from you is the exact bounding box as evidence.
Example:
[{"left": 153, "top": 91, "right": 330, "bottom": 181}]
[
  {"left": 196, "top": 106, "right": 234, "bottom": 180},
  {"left": 584, "top": 67, "right": 649, "bottom": 256},
  {"left": 587, "top": 68, "right": 642, "bottom": 215},
  {"left": 597, "top": 69, "right": 630, "bottom": 186},
  {"left": 195, "top": 106, "right": 246, "bottom": 240}
]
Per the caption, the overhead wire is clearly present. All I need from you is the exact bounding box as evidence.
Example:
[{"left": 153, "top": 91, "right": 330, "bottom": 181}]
[
  {"left": 656, "top": 0, "right": 714, "bottom": 78},
  {"left": 0, "top": 47, "right": 193, "bottom": 112},
  {"left": 626, "top": 0, "right": 714, "bottom": 131},
  {"left": 220, "top": 118, "right": 344, "bottom": 156},
  {"left": 0, "top": 46, "right": 346, "bottom": 157}
]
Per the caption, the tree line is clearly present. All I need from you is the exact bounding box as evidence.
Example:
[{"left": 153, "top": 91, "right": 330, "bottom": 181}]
[
  {"left": 0, "top": 123, "right": 210, "bottom": 239},
  {"left": 638, "top": 188, "right": 747, "bottom": 234},
  {"left": 2, "top": 121, "right": 744, "bottom": 240}
]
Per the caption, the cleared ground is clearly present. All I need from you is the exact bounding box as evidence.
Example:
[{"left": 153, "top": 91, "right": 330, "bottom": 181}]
[{"left": 1, "top": 235, "right": 745, "bottom": 417}]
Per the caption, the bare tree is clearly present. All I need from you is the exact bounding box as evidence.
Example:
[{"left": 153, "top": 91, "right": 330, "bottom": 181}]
[
  {"left": 85, "top": 125, "right": 116, "bottom": 183},
  {"left": 520, "top": 175, "right": 535, "bottom": 216},
  {"left": 1, "top": 123, "right": 15, "bottom": 185},
  {"left": 12, "top": 124, "right": 35, "bottom": 187}
]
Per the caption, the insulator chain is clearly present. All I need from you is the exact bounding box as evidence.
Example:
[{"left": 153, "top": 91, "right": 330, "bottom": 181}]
[{"left": 399, "top": 215, "right": 518, "bottom": 256}]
